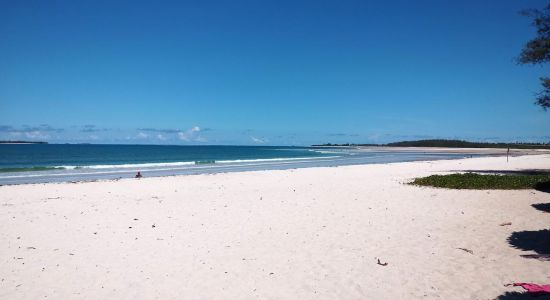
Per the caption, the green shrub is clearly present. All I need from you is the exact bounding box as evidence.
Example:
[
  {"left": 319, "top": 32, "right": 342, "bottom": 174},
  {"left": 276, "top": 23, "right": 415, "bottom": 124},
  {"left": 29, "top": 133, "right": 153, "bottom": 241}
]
[{"left": 411, "top": 173, "right": 550, "bottom": 189}]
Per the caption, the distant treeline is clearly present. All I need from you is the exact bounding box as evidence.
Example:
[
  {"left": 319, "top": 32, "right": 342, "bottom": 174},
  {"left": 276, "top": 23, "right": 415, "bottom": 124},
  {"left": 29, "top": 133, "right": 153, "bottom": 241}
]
[
  {"left": 313, "top": 139, "right": 550, "bottom": 149},
  {"left": 387, "top": 139, "right": 550, "bottom": 149},
  {"left": 0, "top": 141, "right": 48, "bottom": 144}
]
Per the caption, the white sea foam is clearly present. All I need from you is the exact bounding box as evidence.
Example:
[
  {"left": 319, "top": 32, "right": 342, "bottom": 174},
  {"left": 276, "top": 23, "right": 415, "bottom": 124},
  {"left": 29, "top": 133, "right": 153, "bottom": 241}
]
[
  {"left": 53, "top": 157, "right": 335, "bottom": 171},
  {"left": 57, "top": 161, "right": 196, "bottom": 170},
  {"left": 0, "top": 156, "right": 344, "bottom": 179},
  {"left": 310, "top": 150, "right": 342, "bottom": 154},
  {"left": 216, "top": 156, "right": 334, "bottom": 164}
]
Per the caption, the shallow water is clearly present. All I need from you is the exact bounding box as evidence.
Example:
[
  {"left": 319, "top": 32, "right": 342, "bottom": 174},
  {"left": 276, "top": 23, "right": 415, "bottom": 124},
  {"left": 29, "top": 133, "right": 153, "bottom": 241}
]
[{"left": 0, "top": 144, "right": 482, "bottom": 184}]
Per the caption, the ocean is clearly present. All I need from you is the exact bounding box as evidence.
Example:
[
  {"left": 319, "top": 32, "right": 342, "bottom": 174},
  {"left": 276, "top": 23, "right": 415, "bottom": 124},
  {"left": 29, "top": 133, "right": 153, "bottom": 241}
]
[{"left": 0, "top": 144, "right": 482, "bottom": 184}]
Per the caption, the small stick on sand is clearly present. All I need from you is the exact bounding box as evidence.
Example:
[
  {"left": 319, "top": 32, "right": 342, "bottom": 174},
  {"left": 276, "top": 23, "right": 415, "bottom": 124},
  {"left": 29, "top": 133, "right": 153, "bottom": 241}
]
[
  {"left": 520, "top": 254, "right": 550, "bottom": 261},
  {"left": 377, "top": 258, "right": 388, "bottom": 266},
  {"left": 457, "top": 248, "right": 474, "bottom": 254}
]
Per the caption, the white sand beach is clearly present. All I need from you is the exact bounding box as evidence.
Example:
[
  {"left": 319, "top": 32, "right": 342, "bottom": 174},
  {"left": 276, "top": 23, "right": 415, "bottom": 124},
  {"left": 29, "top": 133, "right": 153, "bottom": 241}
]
[{"left": 1, "top": 154, "right": 549, "bottom": 299}]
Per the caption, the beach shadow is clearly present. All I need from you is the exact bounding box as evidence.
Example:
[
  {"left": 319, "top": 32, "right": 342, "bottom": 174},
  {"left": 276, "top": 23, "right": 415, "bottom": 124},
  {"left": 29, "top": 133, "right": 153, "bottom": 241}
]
[
  {"left": 496, "top": 292, "right": 550, "bottom": 299},
  {"left": 508, "top": 230, "right": 550, "bottom": 254},
  {"left": 532, "top": 203, "right": 550, "bottom": 213},
  {"left": 534, "top": 182, "right": 550, "bottom": 193}
]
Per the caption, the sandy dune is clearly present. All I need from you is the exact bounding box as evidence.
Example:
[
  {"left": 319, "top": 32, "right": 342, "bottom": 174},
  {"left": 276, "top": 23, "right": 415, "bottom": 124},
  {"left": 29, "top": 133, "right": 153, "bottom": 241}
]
[{"left": 1, "top": 154, "right": 549, "bottom": 299}]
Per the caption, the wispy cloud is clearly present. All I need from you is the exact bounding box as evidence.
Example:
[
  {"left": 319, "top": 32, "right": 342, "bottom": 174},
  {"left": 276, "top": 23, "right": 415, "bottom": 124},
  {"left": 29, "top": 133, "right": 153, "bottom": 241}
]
[
  {"left": 327, "top": 133, "right": 360, "bottom": 137},
  {"left": 250, "top": 136, "right": 268, "bottom": 144},
  {"left": 0, "top": 125, "right": 15, "bottom": 132},
  {"left": 136, "top": 132, "right": 149, "bottom": 139},
  {"left": 23, "top": 131, "right": 50, "bottom": 139},
  {"left": 0, "top": 124, "right": 64, "bottom": 140},
  {"left": 178, "top": 126, "right": 206, "bottom": 142},
  {"left": 26, "top": 124, "right": 64, "bottom": 133},
  {"left": 80, "top": 125, "right": 109, "bottom": 132},
  {"left": 133, "top": 126, "right": 209, "bottom": 142},
  {"left": 0, "top": 124, "right": 64, "bottom": 133},
  {"left": 138, "top": 128, "right": 181, "bottom": 133}
]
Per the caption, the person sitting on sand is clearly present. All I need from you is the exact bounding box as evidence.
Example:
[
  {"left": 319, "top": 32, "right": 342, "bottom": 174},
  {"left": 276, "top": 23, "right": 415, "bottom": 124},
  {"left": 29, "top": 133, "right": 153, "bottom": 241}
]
[{"left": 135, "top": 172, "right": 142, "bottom": 178}]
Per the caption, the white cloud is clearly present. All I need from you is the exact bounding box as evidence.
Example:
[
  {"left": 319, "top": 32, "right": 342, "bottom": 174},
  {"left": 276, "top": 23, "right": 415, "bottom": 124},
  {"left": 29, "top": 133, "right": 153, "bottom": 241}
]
[
  {"left": 177, "top": 131, "right": 190, "bottom": 141},
  {"left": 25, "top": 131, "right": 50, "bottom": 139},
  {"left": 157, "top": 134, "right": 167, "bottom": 141},
  {"left": 137, "top": 132, "right": 149, "bottom": 139},
  {"left": 178, "top": 126, "right": 205, "bottom": 142},
  {"left": 250, "top": 136, "right": 267, "bottom": 144}
]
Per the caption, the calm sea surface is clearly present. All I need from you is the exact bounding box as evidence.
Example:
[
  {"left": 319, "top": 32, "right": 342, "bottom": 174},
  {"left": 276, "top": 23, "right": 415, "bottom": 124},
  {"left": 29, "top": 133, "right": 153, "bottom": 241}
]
[{"left": 0, "top": 144, "right": 483, "bottom": 184}]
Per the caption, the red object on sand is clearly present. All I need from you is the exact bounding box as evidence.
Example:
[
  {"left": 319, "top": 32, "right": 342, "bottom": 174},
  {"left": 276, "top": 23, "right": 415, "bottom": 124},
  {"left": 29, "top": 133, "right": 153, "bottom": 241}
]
[{"left": 514, "top": 283, "right": 550, "bottom": 293}]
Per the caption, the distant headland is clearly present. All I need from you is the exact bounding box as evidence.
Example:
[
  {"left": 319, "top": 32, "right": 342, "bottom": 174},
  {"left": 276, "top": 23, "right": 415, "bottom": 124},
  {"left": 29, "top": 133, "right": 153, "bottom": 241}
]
[
  {"left": 312, "top": 139, "right": 550, "bottom": 149},
  {"left": 0, "top": 141, "right": 48, "bottom": 144}
]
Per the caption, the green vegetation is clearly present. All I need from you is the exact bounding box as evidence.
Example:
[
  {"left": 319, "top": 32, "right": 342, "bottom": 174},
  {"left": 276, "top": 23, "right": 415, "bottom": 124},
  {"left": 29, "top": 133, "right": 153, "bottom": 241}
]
[
  {"left": 411, "top": 173, "right": 550, "bottom": 190},
  {"left": 386, "top": 139, "right": 550, "bottom": 149},
  {"left": 312, "top": 139, "right": 550, "bottom": 149},
  {"left": 518, "top": 4, "right": 550, "bottom": 109}
]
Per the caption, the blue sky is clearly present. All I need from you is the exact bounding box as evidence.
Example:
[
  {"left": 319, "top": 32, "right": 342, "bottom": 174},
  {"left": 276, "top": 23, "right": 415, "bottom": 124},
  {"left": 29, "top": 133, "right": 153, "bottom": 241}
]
[{"left": 1, "top": 0, "right": 549, "bottom": 145}]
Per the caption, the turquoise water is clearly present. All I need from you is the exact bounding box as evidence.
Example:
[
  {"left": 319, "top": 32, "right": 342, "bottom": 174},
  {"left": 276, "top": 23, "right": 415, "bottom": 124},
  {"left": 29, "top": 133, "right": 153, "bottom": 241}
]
[
  {"left": 0, "top": 144, "right": 483, "bottom": 184},
  {"left": 0, "top": 144, "right": 327, "bottom": 172}
]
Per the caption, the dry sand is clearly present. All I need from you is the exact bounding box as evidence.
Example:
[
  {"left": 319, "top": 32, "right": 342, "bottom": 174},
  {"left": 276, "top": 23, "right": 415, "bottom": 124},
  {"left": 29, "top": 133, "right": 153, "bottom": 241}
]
[{"left": 1, "top": 154, "right": 549, "bottom": 299}]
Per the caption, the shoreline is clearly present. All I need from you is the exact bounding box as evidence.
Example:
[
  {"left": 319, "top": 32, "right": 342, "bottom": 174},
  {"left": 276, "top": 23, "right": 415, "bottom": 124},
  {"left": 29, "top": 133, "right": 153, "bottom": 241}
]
[
  {"left": 2, "top": 148, "right": 549, "bottom": 186},
  {"left": 1, "top": 154, "right": 549, "bottom": 299},
  {"left": 2, "top": 152, "right": 548, "bottom": 188}
]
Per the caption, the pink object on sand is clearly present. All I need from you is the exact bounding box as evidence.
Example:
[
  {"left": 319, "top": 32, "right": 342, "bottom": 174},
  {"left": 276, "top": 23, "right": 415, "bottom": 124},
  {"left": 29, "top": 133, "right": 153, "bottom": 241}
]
[{"left": 514, "top": 283, "right": 550, "bottom": 293}]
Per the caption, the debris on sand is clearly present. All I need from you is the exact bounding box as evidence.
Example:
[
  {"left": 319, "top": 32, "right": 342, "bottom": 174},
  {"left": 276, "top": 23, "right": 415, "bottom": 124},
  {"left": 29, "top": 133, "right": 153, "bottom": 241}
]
[
  {"left": 457, "top": 248, "right": 474, "bottom": 254},
  {"left": 377, "top": 258, "right": 388, "bottom": 266},
  {"left": 506, "top": 282, "right": 550, "bottom": 294},
  {"left": 520, "top": 254, "right": 550, "bottom": 261}
]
